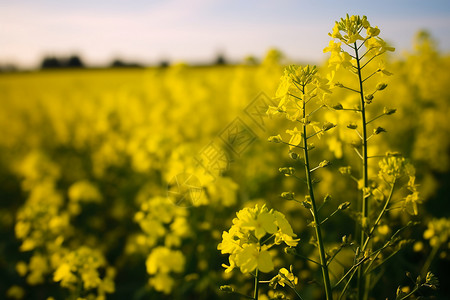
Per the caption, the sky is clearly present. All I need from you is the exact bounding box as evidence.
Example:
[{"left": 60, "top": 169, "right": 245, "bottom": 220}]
[{"left": 1, "top": 0, "right": 450, "bottom": 68}]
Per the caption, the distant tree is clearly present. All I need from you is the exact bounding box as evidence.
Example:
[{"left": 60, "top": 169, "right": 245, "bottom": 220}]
[
  {"left": 214, "top": 53, "right": 227, "bottom": 65},
  {"left": 110, "top": 59, "right": 143, "bottom": 68},
  {"left": 0, "top": 64, "right": 18, "bottom": 72},
  {"left": 159, "top": 60, "right": 170, "bottom": 68},
  {"left": 110, "top": 59, "right": 126, "bottom": 68},
  {"left": 66, "top": 55, "right": 84, "bottom": 68},
  {"left": 41, "top": 56, "right": 63, "bottom": 69},
  {"left": 40, "top": 54, "right": 85, "bottom": 69}
]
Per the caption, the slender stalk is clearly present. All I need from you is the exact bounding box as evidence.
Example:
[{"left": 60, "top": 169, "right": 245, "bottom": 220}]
[
  {"left": 301, "top": 86, "right": 333, "bottom": 300},
  {"left": 367, "top": 113, "right": 386, "bottom": 124},
  {"left": 397, "top": 286, "right": 419, "bottom": 300},
  {"left": 354, "top": 41, "right": 369, "bottom": 300},
  {"left": 292, "top": 252, "right": 322, "bottom": 266},
  {"left": 420, "top": 244, "right": 439, "bottom": 279},
  {"left": 292, "top": 287, "right": 305, "bottom": 300},
  {"left": 362, "top": 181, "right": 396, "bottom": 251},
  {"left": 253, "top": 269, "right": 259, "bottom": 300}
]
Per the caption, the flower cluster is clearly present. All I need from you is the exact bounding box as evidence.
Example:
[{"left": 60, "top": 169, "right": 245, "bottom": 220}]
[
  {"left": 377, "top": 156, "right": 421, "bottom": 215},
  {"left": 133, "top": 196, "right": 191, "bottom": 294},
  {"left": 134, "top": 196, "right": 191, "bottom": 249},
  {"left": 53, "top": 246, "right": 115, "bottom": 299},
  {"left": 270, "top": 267, "right": 298, "bottom": 289},
  {"left": 423, "top": 218, "right": 450, "bottom": 248},
  {"left": 218, "top": 204, "right": 299, "bottom": 274},
  {"left": 378, "top": 156, "right": 414, "bottom": 181},
  {"left": 146, "top": 246, "right": 185, "bottom": 294},
  {"left": 324, "top": 14, "right": 394, "bottom": 72},
  {"left": 267, "top": 65, "right": 331, "bottom": 122},
  {"left": 67, "top": 180, "right": 103, "bottom": 215}
]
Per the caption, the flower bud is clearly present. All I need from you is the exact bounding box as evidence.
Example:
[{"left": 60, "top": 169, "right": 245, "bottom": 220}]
[
  {"left": 289, "top": 151, "right": 298, "bottom": 160},
  {"left": 319, "top": 160, "right": 331, "bottom": 168},
  {"left": 376, "top": 83, "right": 388, "bottom": 90},
  {"left": 284, "top": 247, "right": 297, "bottom": 255},
  {"left": 281, "top": 192, "right": 295, "bottom": 200},
  {"left": 302, "top": 196, "right": 312, "bottom": 209},
  {"left": 367, "top": 26, "right": 380, "bottom": 37},
  {"left": 425, "top": 272, "right": 439, "bottom": 290},
  {"left": 219, "top": 285, "right": 235, "bottom": 293},
  {"left": 279, "top": 167, "right": 295, "bottom": 176},
  {"left": 301, "top": 117, "right": 311, "bottom": 125},
  {"left": 272, "top": 293, "right": 286, "bottom": 299},
  {"left": 396, "top": 286, "right": 403, "bottom": 297},
  {"left": 365, "top": 94, "right": 373, "bottom": 104},
  {"left": 338, "top": 202, "right": 351, "bottom": 210},
  {"left": 339, "top": 166, "right": 352, "bottom": 175},
  {"left": 342, "top": 235, "right": 350, "bottom": 244}
]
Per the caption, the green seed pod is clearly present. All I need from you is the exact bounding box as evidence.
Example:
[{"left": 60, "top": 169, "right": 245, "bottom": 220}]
[
  {"left": 376, "top": 83, "right": 388, "bottom": 90},
  {"left": 373, "top": 127, "right": 386, "bottom": 134},
  {"left": 332, "top": 103, "right": 344, "bottom": 110},
  {"left": 268, "top": 135, "right": 282, "bottom": 143},
  {"left": 383, "top": 107, "right": 397, "bottom": 115},
  {"left": 347, "top": 123, "right": 358, "bottom": 129},
  {"left": 322, "top": 122, "right": 336, "bottom": 131}
]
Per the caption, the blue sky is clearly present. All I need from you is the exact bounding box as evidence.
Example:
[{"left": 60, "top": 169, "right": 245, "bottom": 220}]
[{"left": 1, "top": 0, "right": 450, "bottom": 67}]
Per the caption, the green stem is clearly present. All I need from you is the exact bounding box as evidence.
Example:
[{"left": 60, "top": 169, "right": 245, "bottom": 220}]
[
  {"left": 367, "top": 113, "right": 387, "bottom": 124},
  {"left": 253, "top": 268, "right": 259, "bottom": 300},
  {"left": 362, "top": 181, "right": 396, "bottom": 251},
  {"left": 397, "top": 285, "right": 419, "bottom": 300},
  {"left": 301, "top": 85, "right": 333, "bottom": 300},
  {"left": 292, "top": 286, "right": 305, "bottom": 300},
  {"left": 420, "top": 244, "right": 440, "bottom": 279},
  {"left": 354, "top": 41, "right": 369, "bottom": 300},
  {"left": 320, "top": 208, "right": 341, "bottom": 226},
  {"left": 292, "top": 252, "right": 322, "bottom": 266}
]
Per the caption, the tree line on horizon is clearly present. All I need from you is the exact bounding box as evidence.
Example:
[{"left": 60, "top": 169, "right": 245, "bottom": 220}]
[{"left": 0, "top": 52, "right": 245, "bottom": 72}]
